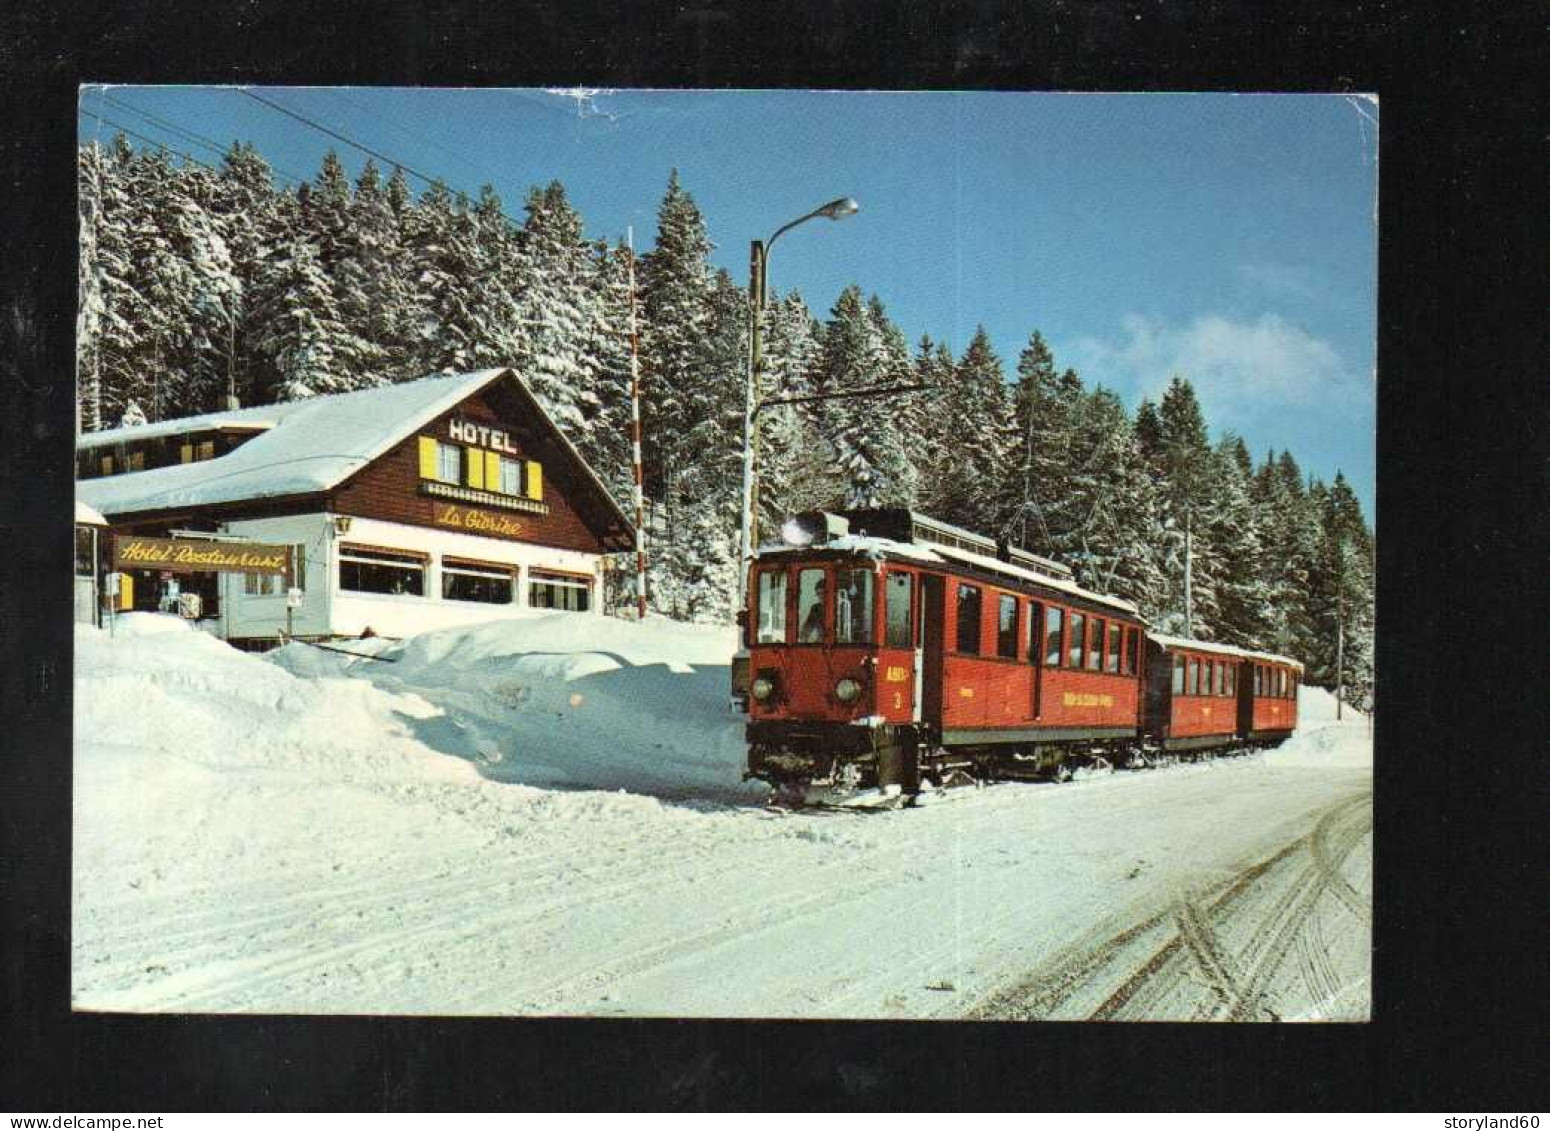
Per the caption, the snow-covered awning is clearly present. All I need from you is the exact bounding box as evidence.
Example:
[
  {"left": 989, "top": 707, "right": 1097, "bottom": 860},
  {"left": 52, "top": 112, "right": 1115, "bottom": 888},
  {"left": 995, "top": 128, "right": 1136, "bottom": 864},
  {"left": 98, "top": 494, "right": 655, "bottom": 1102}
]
[{"left": 75, "top": 499, "right": 108, "bottom": 526}]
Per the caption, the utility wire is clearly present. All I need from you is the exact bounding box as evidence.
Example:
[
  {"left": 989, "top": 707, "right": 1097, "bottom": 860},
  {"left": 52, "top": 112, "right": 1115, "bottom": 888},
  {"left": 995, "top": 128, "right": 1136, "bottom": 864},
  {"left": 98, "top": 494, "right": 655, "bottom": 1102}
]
[
  {"left": 76, "top": 110, "right": 221, "bottom": 174},
  {"left": 238, "top": 88, "right": 463, "bottom": 197},
  {"left": 93, "top": 90, "right": 311, "bottom": 187},
  {"left": 324, "top": 88, "right": 505, "bottom": 191}
]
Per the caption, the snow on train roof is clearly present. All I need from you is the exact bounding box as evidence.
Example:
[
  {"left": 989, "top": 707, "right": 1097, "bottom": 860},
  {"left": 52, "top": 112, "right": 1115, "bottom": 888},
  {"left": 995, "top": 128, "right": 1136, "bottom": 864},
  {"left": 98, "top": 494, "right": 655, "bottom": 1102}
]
[
  {"left": 757, "top": 534, "right": 1138, "bottom": 616},
  {"left": 1147, "top": 632, "right": 1304, "bottom": 671},
  {"left": 77, "top": 371, "right": 507, "bottom": 516}
]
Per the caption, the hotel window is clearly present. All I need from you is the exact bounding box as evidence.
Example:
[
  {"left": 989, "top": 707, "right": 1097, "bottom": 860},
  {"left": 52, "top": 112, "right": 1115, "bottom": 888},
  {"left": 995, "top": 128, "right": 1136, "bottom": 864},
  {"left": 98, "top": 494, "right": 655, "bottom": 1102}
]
[
  {"left": 498, "top": 454, "right": 524, "bottom": 496},
  {"left": 1067, "top": 611, "right": 1085, "bottom": 669},
  {"left": 834, "top": 569, "right": 873, "bottom": 645},
  {"left": 437, "top": 442, "right": 462, "bottom": 484},
  {"left": 340, "top": 546, "right": 425, "bottom": 596},
  {"left": 442, "top": 559, "right": 514, "bottom": 604},
  {"left": 529, "top": 570, "right": 591, "bottom": 612},
  {"left": 244, "top": 544, "right": 304, "bottom": 597},
  {"left": 955, "top": 584, "right": 982, "bottom": 655},
  {"left": 996, "top": 594, "right": 1018, "bottom": 658}
]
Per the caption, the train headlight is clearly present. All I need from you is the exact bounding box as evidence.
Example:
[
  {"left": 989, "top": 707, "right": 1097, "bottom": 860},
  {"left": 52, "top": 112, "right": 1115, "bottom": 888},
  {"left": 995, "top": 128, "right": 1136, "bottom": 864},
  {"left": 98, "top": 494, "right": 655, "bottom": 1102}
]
[
  {"left": 834, "top": 677, "right": 863, "bottom": 703},
  {"left": 751, "top": 676, "right": 776, "bottom": 701}
]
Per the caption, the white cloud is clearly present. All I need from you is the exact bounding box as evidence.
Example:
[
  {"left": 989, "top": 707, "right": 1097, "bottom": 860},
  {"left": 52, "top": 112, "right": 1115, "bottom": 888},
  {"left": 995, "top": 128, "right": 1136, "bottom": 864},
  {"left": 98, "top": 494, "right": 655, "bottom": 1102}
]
[{"left": 1067, "top": 312, "right": 1360, "bottom": 419}]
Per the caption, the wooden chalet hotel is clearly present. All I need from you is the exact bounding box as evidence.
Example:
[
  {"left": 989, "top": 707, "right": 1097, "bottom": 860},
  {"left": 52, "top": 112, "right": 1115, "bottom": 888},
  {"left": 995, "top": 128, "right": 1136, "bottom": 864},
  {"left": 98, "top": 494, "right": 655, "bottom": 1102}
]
[{"left": 76, "top": 369, "right": 634, "bottom": 646}]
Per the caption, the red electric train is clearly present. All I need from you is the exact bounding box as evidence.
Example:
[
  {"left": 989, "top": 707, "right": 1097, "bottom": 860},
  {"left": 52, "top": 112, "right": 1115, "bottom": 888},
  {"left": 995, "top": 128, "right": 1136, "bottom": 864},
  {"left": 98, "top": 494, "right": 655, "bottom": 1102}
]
[{"left": 739, "top": 508, "right": 1301, "bottom": 802}]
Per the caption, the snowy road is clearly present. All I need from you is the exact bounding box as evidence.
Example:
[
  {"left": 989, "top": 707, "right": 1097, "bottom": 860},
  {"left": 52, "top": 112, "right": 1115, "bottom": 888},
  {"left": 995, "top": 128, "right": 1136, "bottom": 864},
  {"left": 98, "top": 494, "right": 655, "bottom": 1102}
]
[{"left": 72, "top": 616, "right": 1371, "bottom": 1020}]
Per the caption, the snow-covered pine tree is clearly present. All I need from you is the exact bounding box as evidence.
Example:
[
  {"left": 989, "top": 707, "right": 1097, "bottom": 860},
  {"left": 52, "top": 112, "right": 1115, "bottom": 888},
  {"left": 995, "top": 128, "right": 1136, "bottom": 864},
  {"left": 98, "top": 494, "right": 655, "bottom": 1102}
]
[
  {"left": 1151, "top": 375, "right": 1223, "bottom": 637},
  {"left": 639, "top": 170, "right": 714, "bottom": 507},
  {"left": 932, "top": 326, "right": 1011, "bottom": 536},
  {"left": 1302, "top": 472, "right": 1374, "bottom": 707},
  {"left": 908, "top": 333, "right": 958, "bottom": 517},
  {"left": 247, "top": 233, "right": 355, "bottom": 400},
  {"left": 577, "top": 238, "right": 640, "bottom": 513},
  {"left": 1203, "top": 433, "right": 1277, "bottom": 648},
  {"left": 510, "top": 181, "right": 602, "bottom": 433},
  {"left": 819, "top": 287, "right": 918, "bottom": 508},
  {"left": 1000, "top": 330, "right": 1082, "bottom": 555},
  {"left": 756, "top": 289, "right": 833, "bottom": 525}
]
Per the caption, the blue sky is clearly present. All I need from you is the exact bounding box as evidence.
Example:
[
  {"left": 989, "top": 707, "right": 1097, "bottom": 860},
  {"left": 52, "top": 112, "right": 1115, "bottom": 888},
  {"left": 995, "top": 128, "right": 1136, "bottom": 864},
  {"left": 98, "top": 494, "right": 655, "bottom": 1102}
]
[{"left": 79, "top": 87, "right": 1377, "bottom": 517}]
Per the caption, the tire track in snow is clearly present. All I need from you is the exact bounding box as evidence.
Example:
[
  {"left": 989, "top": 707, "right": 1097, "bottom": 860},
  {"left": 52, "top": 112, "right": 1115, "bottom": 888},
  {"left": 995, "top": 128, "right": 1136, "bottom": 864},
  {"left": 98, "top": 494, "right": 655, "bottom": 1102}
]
[
  {"left": 969, "top": 787, "right": 1371, "bottom": 1021},
  {"left": 1221, "top": 793, "right": 1370, "bottom": 1022}
]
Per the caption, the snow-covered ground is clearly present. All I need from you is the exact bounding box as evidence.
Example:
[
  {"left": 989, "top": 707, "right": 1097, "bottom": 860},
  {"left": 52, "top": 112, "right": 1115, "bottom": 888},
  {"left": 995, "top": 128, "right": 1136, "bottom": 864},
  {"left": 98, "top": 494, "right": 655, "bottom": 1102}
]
[{"left": 73, "top": 613, "right": 1371, "bottom": 1020}]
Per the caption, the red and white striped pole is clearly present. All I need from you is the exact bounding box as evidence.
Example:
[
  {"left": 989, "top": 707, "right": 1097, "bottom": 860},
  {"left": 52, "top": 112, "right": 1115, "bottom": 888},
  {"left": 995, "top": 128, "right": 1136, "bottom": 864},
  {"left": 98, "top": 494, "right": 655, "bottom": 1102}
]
[{"left": 626, "top": 229, "right": 648, "bottom": 621}]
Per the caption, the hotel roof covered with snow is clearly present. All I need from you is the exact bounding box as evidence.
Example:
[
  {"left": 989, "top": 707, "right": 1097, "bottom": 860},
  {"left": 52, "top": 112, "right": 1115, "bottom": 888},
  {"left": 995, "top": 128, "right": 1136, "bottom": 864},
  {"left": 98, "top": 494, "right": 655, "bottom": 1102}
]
[{"left": 76, "top": 369, "right": 634, "bottom": 645}]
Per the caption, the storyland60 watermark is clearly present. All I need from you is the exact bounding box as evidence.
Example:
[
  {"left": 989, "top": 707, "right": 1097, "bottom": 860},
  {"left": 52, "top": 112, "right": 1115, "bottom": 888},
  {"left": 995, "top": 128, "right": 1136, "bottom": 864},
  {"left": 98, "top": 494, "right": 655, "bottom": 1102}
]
[{"left": 1444, "top": 1120, "right": 1540, "bottom": 1129}]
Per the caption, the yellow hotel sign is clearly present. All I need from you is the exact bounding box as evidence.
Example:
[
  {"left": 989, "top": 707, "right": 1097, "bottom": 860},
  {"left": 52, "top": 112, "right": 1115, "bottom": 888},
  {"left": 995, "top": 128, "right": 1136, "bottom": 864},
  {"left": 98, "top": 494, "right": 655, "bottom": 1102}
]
[{"left": 113, "top": 535, "right": 291, "bottom": 576}]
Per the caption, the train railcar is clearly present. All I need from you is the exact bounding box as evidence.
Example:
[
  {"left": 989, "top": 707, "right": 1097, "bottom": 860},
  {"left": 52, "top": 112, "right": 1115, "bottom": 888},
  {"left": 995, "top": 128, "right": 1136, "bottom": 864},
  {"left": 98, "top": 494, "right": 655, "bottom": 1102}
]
[
  {"left": 741, "top": 508, "right": 1148, "bottom": 797},
  {"left": 1241, "top": 653, "right": 1301, "bottom": 744},
  {"left": 1145, "top": 633, "right": 1303, "bottom": 753}
]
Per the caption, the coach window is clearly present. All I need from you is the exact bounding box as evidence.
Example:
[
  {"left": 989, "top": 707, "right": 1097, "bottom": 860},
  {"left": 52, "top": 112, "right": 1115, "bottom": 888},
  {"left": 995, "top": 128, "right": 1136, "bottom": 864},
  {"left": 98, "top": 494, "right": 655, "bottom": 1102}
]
[
  {"left": 756, "top": 569, "right": 788, "bottom": 643},
  {"left": 1253, "top": 665, "right": 1263, "bottom": 696},
  {"left": 1085, "top": 618, "right": 1104, "bottom": 670},
  {"left": 956, "top": 584, "right": 983, "bottom": 655},
  {"left": 1226, "top": 664, "right": 1237, "bottom": 697},
  {"left": 996, "top": 594, "right": 1018, "bottom": 658},
  {"left": 1279, "top": 669, "right": 1289, "bottom": 698},
  {"left": 834, "top": 569, "right": 874, "bottom": 645},
  {"left": 796, "top": 569, "right": 827, "bottom": 643},
  {"left": 1214, "top": 660, "right": 1226, "bottom": 696},
  {"left": 884, "top": 572, "right": 913, "bottom": 648},
  {"left": 1291, "top": 672, "right": 1298, "bottom": 699},
  {"left": 1187, "top": 657, "right": 1200, "bottom": 696},
  {"left": 1106, "top": 622, "right": 1122, "bottom": 673},
  {"left": 1067, "top": 611, "right": 1085, "bottom": 669},
  {"left": 1044, "top": 606, "right": 1064, "bottom": 667},
  {"left": 1027, "top": 602, "right": 1043, "bottom": 663}
]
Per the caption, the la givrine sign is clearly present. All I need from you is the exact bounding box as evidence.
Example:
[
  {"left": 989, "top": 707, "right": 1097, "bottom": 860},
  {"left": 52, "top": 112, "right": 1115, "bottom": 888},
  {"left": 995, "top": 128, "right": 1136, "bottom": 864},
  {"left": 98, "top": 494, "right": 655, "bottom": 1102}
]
[{"left": 113, "top": 535, "right": 292, "bottom": 577}]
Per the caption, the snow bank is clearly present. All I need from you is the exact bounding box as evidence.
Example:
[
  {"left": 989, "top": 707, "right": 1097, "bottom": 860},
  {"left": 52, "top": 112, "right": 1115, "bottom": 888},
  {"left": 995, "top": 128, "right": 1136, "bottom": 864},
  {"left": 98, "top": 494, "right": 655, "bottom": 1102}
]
[
  {"left": 1266, "top": 685, "right": 1372, "bottom": 769},
  {"left": 270, "top": 614, "right": 759, "bottom": 801}
]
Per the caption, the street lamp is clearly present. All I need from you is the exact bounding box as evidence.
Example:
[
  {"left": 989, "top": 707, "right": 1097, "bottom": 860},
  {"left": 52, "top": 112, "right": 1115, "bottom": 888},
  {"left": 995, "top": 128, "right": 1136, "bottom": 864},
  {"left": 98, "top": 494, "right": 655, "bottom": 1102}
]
[{"left": 737, "top": 197, "right": 859, "bottom": 609}]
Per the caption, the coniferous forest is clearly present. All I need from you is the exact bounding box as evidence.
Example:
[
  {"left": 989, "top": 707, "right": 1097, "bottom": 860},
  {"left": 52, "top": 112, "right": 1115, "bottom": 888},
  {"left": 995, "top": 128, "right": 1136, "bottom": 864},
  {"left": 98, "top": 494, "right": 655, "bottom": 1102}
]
[{"left": 76, "top": 139, "right": 1375, "bottom": 707}]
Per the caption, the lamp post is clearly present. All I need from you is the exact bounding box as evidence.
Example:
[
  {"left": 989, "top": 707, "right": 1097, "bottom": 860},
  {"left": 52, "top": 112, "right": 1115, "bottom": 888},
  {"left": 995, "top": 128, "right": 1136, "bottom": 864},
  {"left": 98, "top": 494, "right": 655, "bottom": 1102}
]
[{"left": 737, "top": 196, "right": 859, "bottom": 609}]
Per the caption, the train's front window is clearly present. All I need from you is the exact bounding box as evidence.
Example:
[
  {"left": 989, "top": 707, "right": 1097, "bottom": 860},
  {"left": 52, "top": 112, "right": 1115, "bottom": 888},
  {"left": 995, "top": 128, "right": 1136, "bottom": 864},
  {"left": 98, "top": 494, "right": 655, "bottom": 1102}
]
[
  {"left": 834, "top": 569, "right": 873, "bottom": 644},
  {"left": 796, "top": 568, "right": 827, "bottom": 643},
  {"left": 756, "top": 569, "right": 787, "bottom": 643}
]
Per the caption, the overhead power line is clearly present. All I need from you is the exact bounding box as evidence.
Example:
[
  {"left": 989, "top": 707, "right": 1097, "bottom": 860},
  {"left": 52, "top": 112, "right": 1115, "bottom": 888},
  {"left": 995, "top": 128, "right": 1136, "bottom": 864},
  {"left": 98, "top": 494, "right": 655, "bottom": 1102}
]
[
  {"left": 238, "top": 88, "right": 464, "bottom": 197},
  {"left": 93, "top": 90, "right": 312, "bottom": 187},
  {"left": 76, "top": 110, "right": 221, "bottom": 175}
]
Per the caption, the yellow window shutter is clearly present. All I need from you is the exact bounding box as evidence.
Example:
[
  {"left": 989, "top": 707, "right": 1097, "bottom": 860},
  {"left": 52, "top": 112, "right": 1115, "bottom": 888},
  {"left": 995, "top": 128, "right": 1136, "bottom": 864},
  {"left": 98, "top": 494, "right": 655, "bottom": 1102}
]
[
  {"left": 485, "top": 450, "right": 500, "bottom": 491},
  {"left": 418, "top": 437, "right": 438, "bottom": 480},
  {"left": 198, "top": 440, "right": 214, "bottom": 461},
  {"left": 466, "top": 447, "right": 485, "bottom": 489},
  {"left": 180, "top": 443, "right": 192, "bottom": 464},
  {"left": 101, "top": 455, "right": 113, "bottom": 476},
  {"left": 118, "top": 573, "right": 133, "bottom": 611},
  {"left": 526, "top": 461, "right": 542, "bottom": 500}
]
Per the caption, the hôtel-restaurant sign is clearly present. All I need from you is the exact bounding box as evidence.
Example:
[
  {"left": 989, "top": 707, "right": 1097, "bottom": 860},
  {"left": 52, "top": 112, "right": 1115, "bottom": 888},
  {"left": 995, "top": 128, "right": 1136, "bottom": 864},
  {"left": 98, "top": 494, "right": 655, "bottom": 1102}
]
[{"left": 113, "top": 535, "right": 292, "bottom": 576}]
